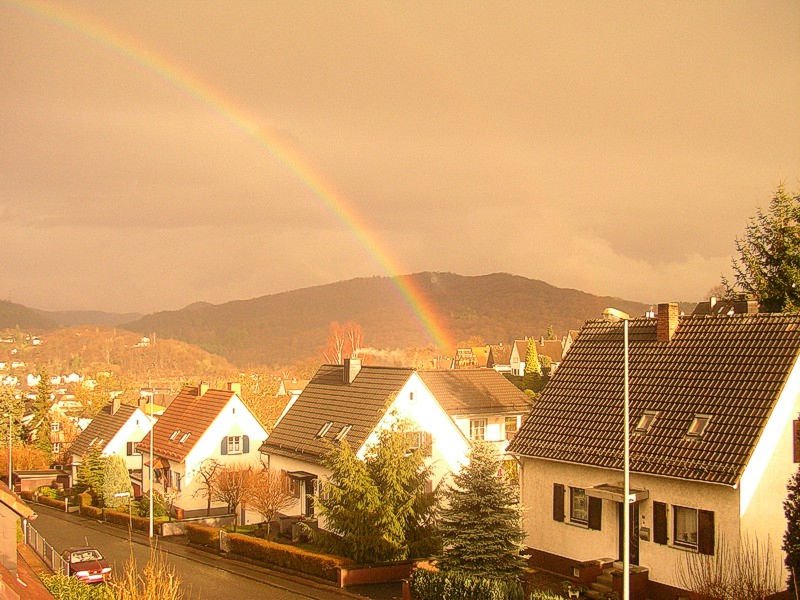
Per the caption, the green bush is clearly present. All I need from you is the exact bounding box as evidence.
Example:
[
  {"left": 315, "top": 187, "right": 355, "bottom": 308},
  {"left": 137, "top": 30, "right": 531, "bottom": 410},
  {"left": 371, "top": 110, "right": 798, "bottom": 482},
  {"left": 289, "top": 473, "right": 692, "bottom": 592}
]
[
  {"left": 100, "top": 508, "right": 162, "bottom": 534},
  {"left": 41, "top": 573, "right": 113, "bottom": 600},
  {"left": 77, "top": 491, "right": 93, "bottom": 507},
  {"left": 37, "top": 486, "right": 59, "bottom": 499},
  {"left": 529, "top": 593, "right": 567, "bottom": 600},
  {"left": 227, "top": 532, "right": 350, "bottom": 581},
  {"left": 81, "top": 504, "right": 103, "bottom": 519},
  {"left": 186, "top": 523, "right": 220, "bottom": 549},
  {"left": 36, "top": 495, "right": 66, "bottom": 509},
  {"left": 410, "top": 569, "right": 525, "bottom": 600},
  {"left": 138, "top": 491, "right": 169, "bottom": 518}
]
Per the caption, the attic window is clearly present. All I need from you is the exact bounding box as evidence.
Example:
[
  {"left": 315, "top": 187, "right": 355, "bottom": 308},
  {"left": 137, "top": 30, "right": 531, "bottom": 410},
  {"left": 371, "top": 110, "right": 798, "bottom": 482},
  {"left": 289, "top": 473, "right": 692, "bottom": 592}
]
[
  {"left": 179, "top": 432, "right": 190, "bottom": 444},
  {"left": 334, "top": 424, "right": 352, "bottom": 442},
  {"left": 687, "top": 415, "right": 711, "bottom": 438},
  {"left": 169, "top": 430, "right": 181, "bottom": 441},
  {"left": 315, "top": 422, "right": 333, "bottom": 438},
  {"left": 635, "top": 411, "right": 658, "bottom": 434}
]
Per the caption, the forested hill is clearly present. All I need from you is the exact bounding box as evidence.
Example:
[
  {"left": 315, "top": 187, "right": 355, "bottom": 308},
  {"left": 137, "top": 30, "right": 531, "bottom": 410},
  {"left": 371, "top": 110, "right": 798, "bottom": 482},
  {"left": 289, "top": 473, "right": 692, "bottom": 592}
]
[
  {"left": 0, "top": 300, "right": 57, "bottom": 330},
  {"left": 123, "top": 272, "right": 656, "bottom": 367}
]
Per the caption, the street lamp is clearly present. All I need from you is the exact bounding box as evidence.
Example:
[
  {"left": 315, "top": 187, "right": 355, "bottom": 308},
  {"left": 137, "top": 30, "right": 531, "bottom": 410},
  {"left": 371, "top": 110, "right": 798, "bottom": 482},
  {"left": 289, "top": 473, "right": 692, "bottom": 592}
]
[
  {"left": 149, "top": 387, "right": 154, "bottom": 539},
  {"left": 604, "top": 308, "right": 631, "bottom": 600}
]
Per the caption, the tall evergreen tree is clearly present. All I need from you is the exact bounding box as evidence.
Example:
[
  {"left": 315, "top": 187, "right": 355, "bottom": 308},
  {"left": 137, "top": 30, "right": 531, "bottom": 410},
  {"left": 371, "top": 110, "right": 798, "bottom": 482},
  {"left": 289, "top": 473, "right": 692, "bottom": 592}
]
[
  {"left": 314, "top": 440, "right": 398, "bottom": 563},
  {"left": 102, "top": 455, "right": 133, "bottom": 510},
  {"left": 364, "top": 420, "right": 438, "bottom": 558},
  {"left": 437, "top": 442, "right": 526, "bottom": 579},
  {"left": 77, "top": 444, "right": 107, "bottom": 505},
  {"left": 784, "top": 466, "right": 800, "bottom": 593},
  {"left": 523, "top": 340, "right": 542, "bottom": 378},
  {"left": 724, "top": 185, "right": 800, "bottom": 312},
  {"left": 34, "top": 372, "right": 53, "bottom": 455}
]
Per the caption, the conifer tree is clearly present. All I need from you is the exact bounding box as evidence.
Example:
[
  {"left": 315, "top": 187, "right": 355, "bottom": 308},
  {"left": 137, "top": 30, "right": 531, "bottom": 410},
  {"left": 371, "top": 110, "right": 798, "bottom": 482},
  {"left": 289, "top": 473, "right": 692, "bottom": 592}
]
[
  {"left": 315, "top": 440, "right": 399, "bottom": 563},
  {"left": 364, "top": 420, "right": 438, "bottom": 558},
  {"left": 437, "top": 442, "right": 526, "bottom": 579},
  {"left": 784, "top": 466, "right": 800, "bottom": 593},
  {"left": 34, "top": 372, "right": 53, "bottom": 456},
  {"left": 103, "top": 455, "right": 134, "bottom": 510},
  {"left": 78, "top": 444, "right": 107, "bottom": 505},
  {"left": 724, "top": 185, "right": 800, "bottom": 312},
  {"left": 523, "top": 340, "right": 542, "bottom": 378}
]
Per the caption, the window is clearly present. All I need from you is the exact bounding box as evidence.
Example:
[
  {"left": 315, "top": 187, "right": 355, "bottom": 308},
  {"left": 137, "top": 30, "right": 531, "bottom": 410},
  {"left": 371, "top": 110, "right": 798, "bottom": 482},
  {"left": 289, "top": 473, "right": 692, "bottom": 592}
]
[
  {"left": 406, "top": 431, "right": 433, "bottom": 457},
  {"left": 635, "top": 411, "right": 658, "bottom": 433},
  {"left": 169, "top": 430, "right": 181, "bottom": 441},
  {"left": 505, "top": 416, "right": 518, "bottom": 440},
  {"left": 179, "top": 432, "right": 190, "bottom": 444},
  {"left": 51, "top": 421, "right": 61, "bottom": 432},
  {"left": 687, "top": 415, "right": 711, "bottom": 438},
  {"left": 570, "top": 487, "right": 588, "bottom": 525},
  {"left": 334, "top": 424, "right": 352, "bottom": 442},
  {"left": 470, "top": 418, "right": 487, "bottom": 441},
  {"left": 52, "top": 442, "right": 61, "bottom": 453},
  {"left": 315, "top": 422, "right": 333, "bottom": 439},
  {"left": 674, "top": 505, "right": 698, "bottom": 549},
  {"left": 126, "top": 441, "right": 140, "bottom": 456},
  {"left": 227, "top": 435, "right": 242, "bottom": 454},
  {"left": 174, "top": 472, "right": 182, "bottom": 492}
]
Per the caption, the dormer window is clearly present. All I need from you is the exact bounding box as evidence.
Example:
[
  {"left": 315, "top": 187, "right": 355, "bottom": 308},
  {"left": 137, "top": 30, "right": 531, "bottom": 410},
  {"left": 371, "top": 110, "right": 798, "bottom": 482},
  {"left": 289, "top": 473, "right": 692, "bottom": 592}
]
[
  {"left": 334, "top": 424, "right": 352, "bottom": 442},
  {"left": 687, "top": 415, "right": 711, "bottom": 438},
  {"left": 179, "top": 432, "right": 190, "bottom": 444},
  {"left": 635, "top": 411, "right": 658, "bottom": 434},
  {"left": 169, "top": 430, "right": 181, "bottom": 441},
  {"left": 315, "top": 421, "right": 333, "bottom": 438}
]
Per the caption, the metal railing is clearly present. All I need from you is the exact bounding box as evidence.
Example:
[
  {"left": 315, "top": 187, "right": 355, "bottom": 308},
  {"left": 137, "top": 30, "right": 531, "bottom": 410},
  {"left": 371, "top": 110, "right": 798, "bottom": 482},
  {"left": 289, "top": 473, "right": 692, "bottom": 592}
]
[{"left": 23, "top": 518, "right": 69, "bottom": 576}]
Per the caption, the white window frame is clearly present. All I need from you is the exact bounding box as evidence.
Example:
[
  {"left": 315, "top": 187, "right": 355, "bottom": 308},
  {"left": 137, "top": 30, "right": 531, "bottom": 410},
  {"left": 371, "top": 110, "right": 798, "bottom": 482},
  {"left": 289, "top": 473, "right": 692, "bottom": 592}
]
[
  {"left": 673, "top": 505, "right": 699, "bottom": 550},
  {"left": 470, "top": 418, "right": 487, "bottom": 441},
  {"left": 227, "top": 435, "right": 242, "bottom": 454},
  {"left": 504, "top": 416, "right": 518, "bottom": 440},
  {"left": 50, "top": 421, "right": 61, "bottom": 432},
  {"left": 569, "top": 486, "right": 588, "bottom": 525}
]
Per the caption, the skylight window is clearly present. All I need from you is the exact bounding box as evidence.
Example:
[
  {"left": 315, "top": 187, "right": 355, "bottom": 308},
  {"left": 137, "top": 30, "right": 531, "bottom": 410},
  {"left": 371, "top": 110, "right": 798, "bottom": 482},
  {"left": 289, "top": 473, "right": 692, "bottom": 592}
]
[
  {"left": 687, "top": 415, "right": 711, "bottom": 438},
  {"left": 169, "top": 430, "right": 181, "bottom": 441},
  {"left": 635, "top": 411, "right": 658, "bottom": 434},
  {"left": 315, "top": 421, "right": 333, "bottom": 438},
  {"left": 179, "top": 432, "right": 190, "bottom": 444},
  {"left": 334, "top": 424, "right": 352, "bottom": 442}
]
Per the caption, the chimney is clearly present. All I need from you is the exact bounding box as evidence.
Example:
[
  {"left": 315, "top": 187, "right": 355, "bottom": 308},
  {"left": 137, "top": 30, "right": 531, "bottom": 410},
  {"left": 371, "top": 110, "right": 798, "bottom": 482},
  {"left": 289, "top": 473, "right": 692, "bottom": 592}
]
[
  {"left": 709, "top": 296, "right": 717, "bottom": 309},
  {"left": 199, "top": 382, "right": 210, "bottom": 396},
  {"left": 342, "top": 358, "right": 362, "bottom": 384},
  {"left": 228, "top": 382, "right": 242, "bottom": 397},
  {"left": 657, "top": 303, "right": 680, "bottom": 343},
  {"left": 111, "top": 397, "right": 121, "bottom": 416}
]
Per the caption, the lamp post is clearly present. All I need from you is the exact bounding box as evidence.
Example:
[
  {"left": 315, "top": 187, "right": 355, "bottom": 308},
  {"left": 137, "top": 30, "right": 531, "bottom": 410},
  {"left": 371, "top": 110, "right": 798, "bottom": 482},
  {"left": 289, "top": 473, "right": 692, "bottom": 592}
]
[
  {"left": 6, "top": 411, "right": 12, "bottom": 489},
  {"left": 149, "top": 387, "right": 154, "bottom": 539},
  {"left": 604, "top": 308, "right": 631, "bottom": 600}
]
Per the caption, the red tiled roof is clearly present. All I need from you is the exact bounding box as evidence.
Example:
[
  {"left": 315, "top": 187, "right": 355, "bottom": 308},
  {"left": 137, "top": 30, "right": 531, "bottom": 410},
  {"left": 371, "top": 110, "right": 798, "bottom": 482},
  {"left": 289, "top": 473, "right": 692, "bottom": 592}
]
[
  {"left": 137, "top": 386, "right": 234, "bottom": 461},
  {"left": 536, "top": 339, "right": 564, "bottom": 363},
  {"left": 488, "top": 344, "right": 512, "bottom": 366},
  {"left": 260, "top": 365, "right": 414, "bottom": 463},
  {"left": 69, "top": 404, "right": 138, "bottom": 458},
  {"left": 419, "top": 369, "right": 531, "bottom": 416},
  {"left": 508, "top": 313, "right": 800, "bottom": 486}
]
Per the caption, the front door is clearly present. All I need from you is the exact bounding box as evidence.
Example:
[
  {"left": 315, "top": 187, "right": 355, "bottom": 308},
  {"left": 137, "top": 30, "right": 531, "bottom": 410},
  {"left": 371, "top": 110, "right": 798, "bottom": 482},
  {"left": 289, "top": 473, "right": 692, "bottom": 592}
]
[{"left": 617, "top": 502, "right": 639, "bottom": 565}]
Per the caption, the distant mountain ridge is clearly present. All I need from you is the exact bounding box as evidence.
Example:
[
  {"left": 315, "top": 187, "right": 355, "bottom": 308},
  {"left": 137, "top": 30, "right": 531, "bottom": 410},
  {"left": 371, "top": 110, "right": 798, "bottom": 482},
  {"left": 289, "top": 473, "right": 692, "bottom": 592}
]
[
  {"left": 0, "top": 300, "right": 141, "bottom": 329},
  {"left": 122, "top": 272, "right": 656, "bottom": 367}
]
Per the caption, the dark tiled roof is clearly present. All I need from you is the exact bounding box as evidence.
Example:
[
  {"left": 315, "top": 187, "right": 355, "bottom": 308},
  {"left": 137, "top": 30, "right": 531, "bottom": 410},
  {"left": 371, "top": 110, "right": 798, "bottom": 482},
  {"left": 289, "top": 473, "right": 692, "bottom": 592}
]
[
  {"left": 260, "top": 365, "right": 414, "bottom": 463},
  {"left": 536, "top": 339, "right": 564, "bottom": 363},
  {"left": 507, "top": 314, "right": 800, "bottom": 486},
  {"left": 69, "top": 404, "right": 138, "bottom": 458},
  {"left": 137, "top": 386, "right": 234, "bottom": 461},
  {"left": 419, "top": 369, "right": 531, "bottom": 416},
  {"left": 488, "top": 344, "right": 512, "bottom": 366}
]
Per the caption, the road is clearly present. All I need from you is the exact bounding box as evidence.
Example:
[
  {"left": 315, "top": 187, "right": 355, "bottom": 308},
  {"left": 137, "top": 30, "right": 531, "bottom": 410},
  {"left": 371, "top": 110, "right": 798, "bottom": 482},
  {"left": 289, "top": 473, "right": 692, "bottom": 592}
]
[{"left": 28, "top": 504, "right": 366, "bottom": 600}]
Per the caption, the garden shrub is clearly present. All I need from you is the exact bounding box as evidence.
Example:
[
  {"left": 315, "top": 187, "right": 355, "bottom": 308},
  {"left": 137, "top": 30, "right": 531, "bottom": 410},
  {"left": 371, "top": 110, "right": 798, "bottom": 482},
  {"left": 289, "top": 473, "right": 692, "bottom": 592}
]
[
  {"left": 102, "top": 508, "right": 162, "bottom": 534},
  {"left": 529, "top": 593, "right": 567, "bottom": 600},
  {"left": 19, "top": 490, "right": 34, "bottom": 501},
  {"left": 77, "top": 491, "right": 93, "bottom": 507},
  {"left": 186, "top": 523, "right": 220, "bottom": 549},
  {"left": 81, "top": 504, "right": 103, "bottom": 519},
  {"left": 42, "top": 573, "right": 113, "bottom": 600},
  {"left": 36, "top": 495, "right": 66, "bottom": 509},
  {"left": 410, "top": 569, "right": 525, "bottom": 600},
  {"left": 226, "top": 532, "right": 350, "bottom": 581},
  {"left": 37, "top": 486, "right": 59, "bottom": 499}
]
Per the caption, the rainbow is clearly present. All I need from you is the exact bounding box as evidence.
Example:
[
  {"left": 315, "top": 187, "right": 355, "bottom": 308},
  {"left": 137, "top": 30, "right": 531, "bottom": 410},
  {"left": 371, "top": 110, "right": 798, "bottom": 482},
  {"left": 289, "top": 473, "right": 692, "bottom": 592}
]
[{"left": 12, "top": 0, "right": 454, "bottom": 352}]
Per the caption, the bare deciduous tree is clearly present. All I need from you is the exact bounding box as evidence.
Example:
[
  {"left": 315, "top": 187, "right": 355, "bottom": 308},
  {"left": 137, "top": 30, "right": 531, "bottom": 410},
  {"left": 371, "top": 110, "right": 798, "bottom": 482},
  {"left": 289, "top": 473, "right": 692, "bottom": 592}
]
[
  {"left": 210, "top": 463, "right": 254, "bottom": 529},
  {"left": 675, "top": 532, "right": 783, "bottom": 599},
  {"left": 192, "top": 459, "right": 220, "bottom": 516},
  {"left": 248, "top": 468, "right": 295, "bottom": 525}
]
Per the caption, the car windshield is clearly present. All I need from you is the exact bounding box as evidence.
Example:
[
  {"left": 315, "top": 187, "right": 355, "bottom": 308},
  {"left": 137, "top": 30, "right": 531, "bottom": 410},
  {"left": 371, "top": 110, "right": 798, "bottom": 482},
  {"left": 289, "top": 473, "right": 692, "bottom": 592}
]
[{"left": 70, "top": 549, "right": 103, "bottom": 563}]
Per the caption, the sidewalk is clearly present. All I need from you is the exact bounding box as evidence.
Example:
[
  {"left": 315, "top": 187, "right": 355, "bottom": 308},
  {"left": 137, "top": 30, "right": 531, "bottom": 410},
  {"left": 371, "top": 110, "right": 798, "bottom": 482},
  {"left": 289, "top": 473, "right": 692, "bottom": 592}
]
[{"left": 30, "top": 502, "right": 403, "bottom": 600}]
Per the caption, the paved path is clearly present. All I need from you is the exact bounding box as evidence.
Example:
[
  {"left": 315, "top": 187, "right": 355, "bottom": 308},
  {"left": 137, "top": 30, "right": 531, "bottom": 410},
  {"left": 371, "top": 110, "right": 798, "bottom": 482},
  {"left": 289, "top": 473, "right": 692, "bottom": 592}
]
[{"left": 28, "top": 504, "right": 367, "bottom": 600}]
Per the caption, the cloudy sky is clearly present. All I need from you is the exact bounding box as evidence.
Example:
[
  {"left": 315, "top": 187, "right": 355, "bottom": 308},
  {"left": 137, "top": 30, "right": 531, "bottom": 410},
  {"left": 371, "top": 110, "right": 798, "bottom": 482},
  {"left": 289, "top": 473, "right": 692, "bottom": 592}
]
[{"left": 2, "top": 1, "right": 799, "bottom": 313}]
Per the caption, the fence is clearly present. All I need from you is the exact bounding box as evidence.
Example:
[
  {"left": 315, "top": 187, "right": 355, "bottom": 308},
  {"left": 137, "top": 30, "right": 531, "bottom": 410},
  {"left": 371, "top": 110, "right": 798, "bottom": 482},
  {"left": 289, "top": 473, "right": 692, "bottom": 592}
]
[{"left": 23, "top": 518, "right": 69, "bottom": 576}]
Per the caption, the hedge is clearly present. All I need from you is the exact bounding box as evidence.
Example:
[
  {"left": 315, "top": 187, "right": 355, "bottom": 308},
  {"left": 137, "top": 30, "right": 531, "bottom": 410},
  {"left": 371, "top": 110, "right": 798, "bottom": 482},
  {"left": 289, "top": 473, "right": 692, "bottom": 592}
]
[
  {"left": 81, "top": 505, "right": 103, "bottom": 519},
  {"left": 41, "top": 573, "right": 113, "bottom": 600},
  {"left": 186, "top": 524, "right": 220, "bottom": 549},
  {"left": 529, "top": 593, "right": 567, "bottom": 600},
  {"left": 226, "top": 533, "right": 350, "bottom": 582},
  {"left": 77, "top": 492, "right": 93, "bottom": 507},
  {"left": 36, "top": 495, "right": 66, "bottom": 509},
  {"left": 101, "top": 508, "right": 163, "bottom": 534},
  {"left": 19, "top": 490, "right": 34, "bottom": 501},
  {"left": 410, "top": 569, "right": 525, "bottom": 600}
]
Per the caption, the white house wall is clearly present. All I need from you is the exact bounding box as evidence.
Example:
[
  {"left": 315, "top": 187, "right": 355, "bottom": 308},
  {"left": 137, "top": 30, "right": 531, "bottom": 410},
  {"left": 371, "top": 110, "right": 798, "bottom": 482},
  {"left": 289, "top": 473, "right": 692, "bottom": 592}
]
[
  {"left": 104, "top": 408, "right": 152, "bottom": 472},
  {"left": 519, "top": 457, "right": 742, "bottom": 590},
  {"left": 265, "top": 453, "right": 330, "bottom": 518},
  {"left": 739, "top": 354, "right": 800, "bottom": 580},
  {"left": 359, "top": 373, "right": 470, "bottom": 489}
]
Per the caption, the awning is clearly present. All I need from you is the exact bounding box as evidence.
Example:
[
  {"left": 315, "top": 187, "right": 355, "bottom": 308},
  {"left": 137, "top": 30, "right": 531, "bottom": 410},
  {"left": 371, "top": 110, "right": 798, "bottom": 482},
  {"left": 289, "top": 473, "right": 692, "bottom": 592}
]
[
  {"left": 586, "top": 483, "right": 649, "bottom": 503},
  {"left": 286, "top": 470, "right": 317, "bottom": 480}
]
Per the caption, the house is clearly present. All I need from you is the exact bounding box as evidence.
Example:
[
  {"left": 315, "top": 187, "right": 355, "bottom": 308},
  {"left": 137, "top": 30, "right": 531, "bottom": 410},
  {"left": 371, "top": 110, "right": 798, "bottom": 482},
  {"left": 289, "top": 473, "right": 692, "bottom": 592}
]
[
  {"left": 0, "top": 482, "right": 35, "bottom": 585},
  {"left": 418, "top": 369, "right": 530, "bottom": 456},
  {"left": 510, "top": 339, "right": 529, "bottom": 376},
  {"left": 67, "top": 399, "right": 153, "bottom": 486},
  {"left": 508, "top": 303, "right": 800, "bottom": 598},
  {"left": 536, "top": 338, "right": 565, "bottom": 373},
  {"left": 487, "top": 344, "right": 512, "bottom": 373},
  {"left": 259, "top": 359, "right": 471, "bottom": 520},
  {"left": 137, "top": 383, "right": 268, "bottom": 521}
]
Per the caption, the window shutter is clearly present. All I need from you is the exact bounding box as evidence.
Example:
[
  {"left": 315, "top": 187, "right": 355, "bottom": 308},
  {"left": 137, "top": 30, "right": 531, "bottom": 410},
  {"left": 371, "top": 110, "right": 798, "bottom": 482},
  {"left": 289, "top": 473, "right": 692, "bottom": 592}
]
[
  {"left": 242, "top": 435, "right": 250, "bottom": 454},
  {"left": 588, "top": 496, "right": 602, "bottom": 530},
  {"left": 794, "top": 420, "right": 800, "bottom": 463},
  {"left": 553, "top": 483, "right": 565, "bottom": 522},
  {"left": 220, "top": 437, "right": 228, "bottom": 455},
  {"left": 653, "top": 501, "right": 668, "bottom": 545},
  {"left": 698, "top": 510, "right": 715, "bottom": 555}
]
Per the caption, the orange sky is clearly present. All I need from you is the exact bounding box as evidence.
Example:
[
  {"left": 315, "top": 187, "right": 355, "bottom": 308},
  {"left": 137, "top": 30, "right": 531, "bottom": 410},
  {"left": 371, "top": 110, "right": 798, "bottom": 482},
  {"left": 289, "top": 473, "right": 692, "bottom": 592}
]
[{"left": 2, "top": 1, "right": 799, "bottom": 313}]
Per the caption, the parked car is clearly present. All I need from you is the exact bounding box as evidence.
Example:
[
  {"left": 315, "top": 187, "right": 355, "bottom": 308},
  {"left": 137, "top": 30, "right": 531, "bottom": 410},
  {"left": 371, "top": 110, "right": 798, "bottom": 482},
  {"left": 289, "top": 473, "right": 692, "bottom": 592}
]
[{"left": 62, "top": 546, "right": 112, "bottom": 584}]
